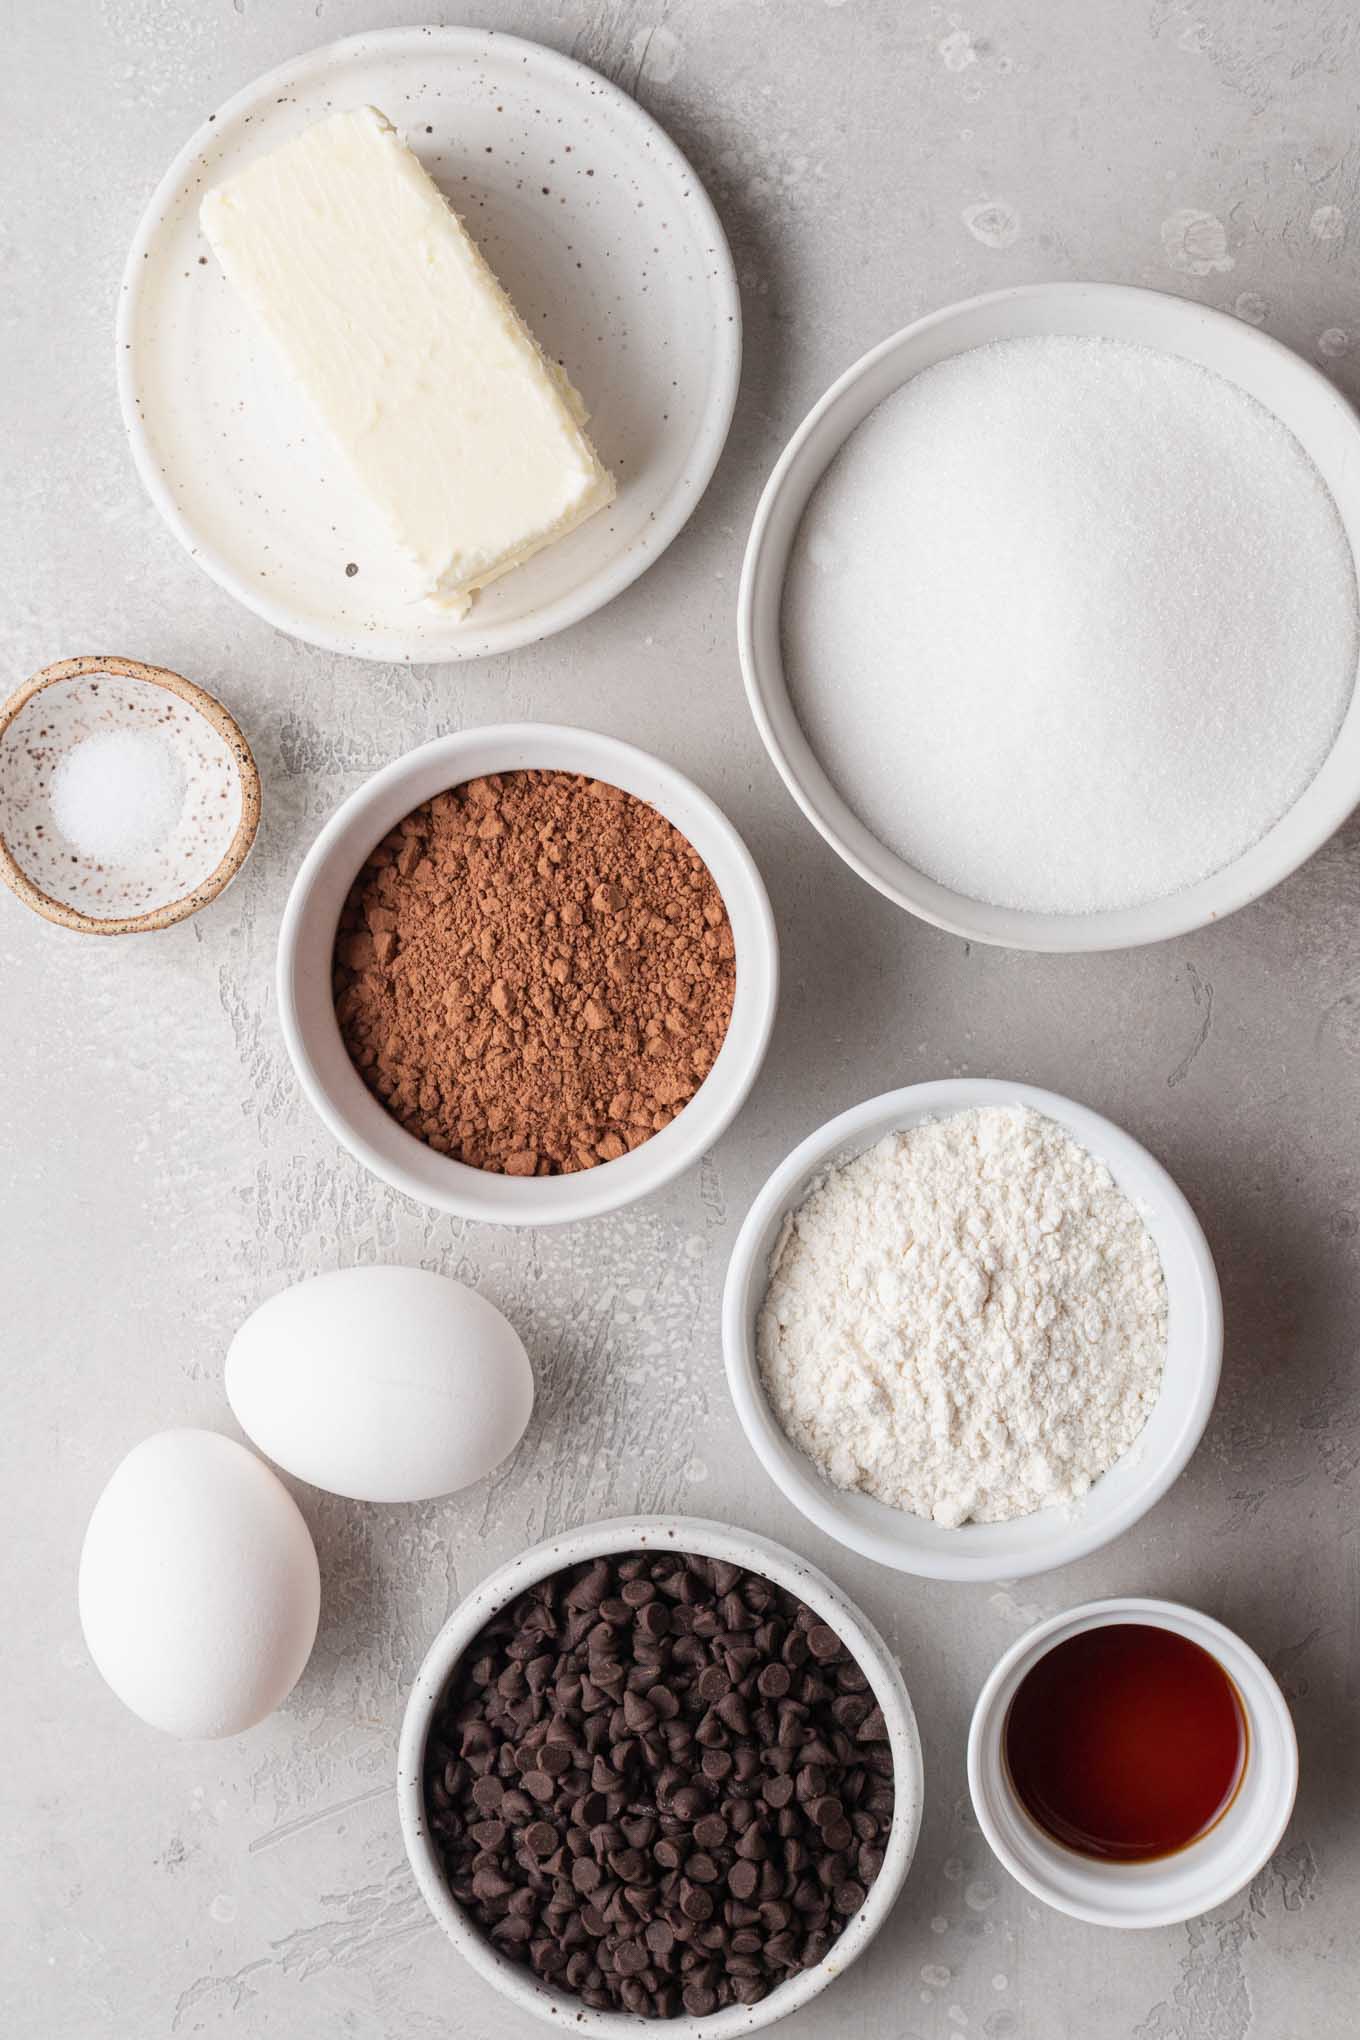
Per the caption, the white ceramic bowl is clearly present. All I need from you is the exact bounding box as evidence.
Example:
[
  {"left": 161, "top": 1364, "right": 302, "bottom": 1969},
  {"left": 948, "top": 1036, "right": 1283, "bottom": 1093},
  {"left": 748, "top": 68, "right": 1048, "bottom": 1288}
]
[
  {"left": 722, "top": 1079, "right": 1222, "bottom": 1582},
  {"left": 398, "top": 1515, "right": 925, "bottom": 2036},
  {"left": 739, "top": 282, "right": 1360, "bottom": 952},
  {"left": 278, "top": 725, "right": 777, "bottom": 1226},
  {"left": 968, "top": 1597, "right": 1298, "bottom": 1927}
]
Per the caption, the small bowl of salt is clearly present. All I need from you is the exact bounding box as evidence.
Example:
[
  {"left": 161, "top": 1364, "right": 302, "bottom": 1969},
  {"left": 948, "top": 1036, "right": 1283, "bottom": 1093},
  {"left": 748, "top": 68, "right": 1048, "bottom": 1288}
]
[{"left": 0, "top": 655, "right": 260, "bottom": 935}]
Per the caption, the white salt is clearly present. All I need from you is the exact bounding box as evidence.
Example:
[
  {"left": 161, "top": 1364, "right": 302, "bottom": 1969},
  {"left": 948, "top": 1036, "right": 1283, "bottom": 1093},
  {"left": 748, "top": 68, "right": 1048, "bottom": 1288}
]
[
  {"left": 51, "top": 728, "right": 187, "bottom": 865},
  {"left": 782, "top": 336, "right": 1358, "bottom": 914}
]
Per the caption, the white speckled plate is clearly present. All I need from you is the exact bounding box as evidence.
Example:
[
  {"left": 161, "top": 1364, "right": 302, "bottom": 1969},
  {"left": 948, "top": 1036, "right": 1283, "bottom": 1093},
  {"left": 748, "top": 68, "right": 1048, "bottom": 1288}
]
[{"left": 117, "top": 28, "right": 741, "bottom": 664}]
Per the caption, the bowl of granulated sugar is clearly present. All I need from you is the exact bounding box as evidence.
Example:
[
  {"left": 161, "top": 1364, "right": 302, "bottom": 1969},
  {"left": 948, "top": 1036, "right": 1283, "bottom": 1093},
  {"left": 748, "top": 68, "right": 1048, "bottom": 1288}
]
[{"left": 740, "top": 283, "right": 1360, "bottom": 951}]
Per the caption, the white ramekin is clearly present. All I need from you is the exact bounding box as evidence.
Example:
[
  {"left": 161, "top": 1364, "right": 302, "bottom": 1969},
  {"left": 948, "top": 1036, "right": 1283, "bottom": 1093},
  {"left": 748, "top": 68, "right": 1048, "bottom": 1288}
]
[
  {"left": 278, "top": 725, "right": 778, "bottom": 1225},
  {"left": 397, "top": 1515, "right": 925, "bottom": 2037},
  {"left": 739, "top": 282, "right": 1360, "bottom": 952},
  {"left": 968, "top": 1597, "right": 1299, "bottom": 1928},
  {"left": 722, "top": 1078, "right": 1222, "bottom": 1582}
]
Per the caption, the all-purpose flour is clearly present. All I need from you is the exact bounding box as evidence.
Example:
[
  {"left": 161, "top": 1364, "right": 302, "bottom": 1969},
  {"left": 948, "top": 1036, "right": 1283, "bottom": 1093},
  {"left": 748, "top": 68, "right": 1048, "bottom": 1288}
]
[{"left": 757, "top": 1107, "right": 1167, "bottom": 1526}]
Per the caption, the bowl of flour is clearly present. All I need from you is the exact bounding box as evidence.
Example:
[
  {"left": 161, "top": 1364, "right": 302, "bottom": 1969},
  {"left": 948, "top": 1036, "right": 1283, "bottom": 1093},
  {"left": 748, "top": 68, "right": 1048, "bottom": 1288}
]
[
  {"left": 721, "top": 1079, "right": 1221, "bottom": 1582},
  {"left": 739, "top": 283, "right": 1360, "bottom": 951}
]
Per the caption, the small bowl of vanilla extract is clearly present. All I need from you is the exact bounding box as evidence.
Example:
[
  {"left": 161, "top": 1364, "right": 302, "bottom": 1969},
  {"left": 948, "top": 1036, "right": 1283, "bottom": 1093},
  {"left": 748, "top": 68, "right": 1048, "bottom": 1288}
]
[{"left": 967, "top": 1599, "right": 1298, "bottom": 1929}]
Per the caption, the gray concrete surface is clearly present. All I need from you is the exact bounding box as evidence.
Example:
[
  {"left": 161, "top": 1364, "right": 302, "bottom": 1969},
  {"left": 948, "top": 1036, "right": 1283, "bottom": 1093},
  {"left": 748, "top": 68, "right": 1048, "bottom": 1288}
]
[{"left": 3, "top": 2, "right": 1357, "bottom": 2035}]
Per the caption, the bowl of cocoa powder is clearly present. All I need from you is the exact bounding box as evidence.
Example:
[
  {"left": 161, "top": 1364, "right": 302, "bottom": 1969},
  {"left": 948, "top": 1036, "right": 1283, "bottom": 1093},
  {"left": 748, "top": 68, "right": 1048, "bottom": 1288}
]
[
  {"left": 277, "top": 726, "right": 778, "bottom": 1224},
  {"left": 397, "top": 1516, "right": 924, "bottom": 2034}
]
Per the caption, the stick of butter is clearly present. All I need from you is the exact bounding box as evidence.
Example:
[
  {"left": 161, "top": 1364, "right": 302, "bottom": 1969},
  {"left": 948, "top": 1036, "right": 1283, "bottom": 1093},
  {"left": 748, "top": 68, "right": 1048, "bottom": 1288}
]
[{"left": 200, "top": 106, "right": 615, "bottom": 616}]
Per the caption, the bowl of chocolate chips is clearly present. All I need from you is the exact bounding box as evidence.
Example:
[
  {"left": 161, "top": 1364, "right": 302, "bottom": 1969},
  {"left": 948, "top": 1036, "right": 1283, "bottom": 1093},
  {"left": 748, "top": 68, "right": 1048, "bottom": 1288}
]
[{"left": 398, "top": 1517, "right": 923, "bottom": 2033}]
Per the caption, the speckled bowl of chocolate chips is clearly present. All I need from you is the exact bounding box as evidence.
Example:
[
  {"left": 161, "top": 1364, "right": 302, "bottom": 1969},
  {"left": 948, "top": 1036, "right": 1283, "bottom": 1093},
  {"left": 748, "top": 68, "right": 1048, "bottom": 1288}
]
[{"left": 398, "top": 1517, "right": 924, "bottom": 2035}]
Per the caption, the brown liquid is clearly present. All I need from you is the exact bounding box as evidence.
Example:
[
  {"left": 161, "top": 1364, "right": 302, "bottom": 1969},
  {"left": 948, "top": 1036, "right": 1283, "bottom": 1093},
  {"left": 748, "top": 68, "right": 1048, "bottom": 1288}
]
[{"left": 1003, "top": 1623, "right": 1247, "bottom": 1863}]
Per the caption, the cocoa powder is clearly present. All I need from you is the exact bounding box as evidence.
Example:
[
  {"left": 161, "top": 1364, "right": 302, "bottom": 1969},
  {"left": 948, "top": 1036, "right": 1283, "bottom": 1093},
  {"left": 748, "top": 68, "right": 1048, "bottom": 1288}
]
[{"left": 332, "top": 771, "right": 736, "bottom": 1176}]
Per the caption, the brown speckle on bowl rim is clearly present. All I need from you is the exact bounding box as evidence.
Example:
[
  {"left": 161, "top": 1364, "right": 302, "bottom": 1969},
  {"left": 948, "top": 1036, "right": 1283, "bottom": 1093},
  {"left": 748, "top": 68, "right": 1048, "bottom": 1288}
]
[{"left": 0, "top": 654, "right": 262, "bottom": 936}]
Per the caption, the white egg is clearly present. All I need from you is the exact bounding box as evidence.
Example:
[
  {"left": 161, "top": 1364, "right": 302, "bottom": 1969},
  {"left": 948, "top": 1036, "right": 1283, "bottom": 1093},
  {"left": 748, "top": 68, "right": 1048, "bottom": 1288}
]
[
  {"left": 78, "top": 1430, "right": 320, "bottom": 1739},
  {"left": 225, "top": 1266, "right": 534, "bottom": 1504}
]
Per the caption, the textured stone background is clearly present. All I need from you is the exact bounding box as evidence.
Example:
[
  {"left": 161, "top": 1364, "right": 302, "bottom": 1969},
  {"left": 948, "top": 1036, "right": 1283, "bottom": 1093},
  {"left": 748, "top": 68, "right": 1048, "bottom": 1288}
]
[{"left": 4, "top": 2, "right": 1358, "bottom": 2035}]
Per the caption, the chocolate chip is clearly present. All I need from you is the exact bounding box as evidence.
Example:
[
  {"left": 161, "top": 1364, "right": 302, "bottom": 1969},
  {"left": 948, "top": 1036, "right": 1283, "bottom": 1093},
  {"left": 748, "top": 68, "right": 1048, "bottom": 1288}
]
[
  {"left": 623, "top": 1691, "right": 657, "bottom": 1733},
  {"left": 796, "top": 1763, "right": 827, "bottom": 1802},
  {"left": 856, "top": 1704, "right": 888, "bottom": 1742},
  {"left": 832, "top": 1692, "right": 873, "bottom": 1731},
  {"left": 716, "top": 1692, "right": 750, "bottom": 1734},
  {"left": 756, "top": 1661, "right": 791, "bottom": 1699},
  {"left": 644, "top": 1920, "right": 673, "bottom": 1955},
  {"left": 680, "top": 1882, "right": 714, "bottom": 1922}
]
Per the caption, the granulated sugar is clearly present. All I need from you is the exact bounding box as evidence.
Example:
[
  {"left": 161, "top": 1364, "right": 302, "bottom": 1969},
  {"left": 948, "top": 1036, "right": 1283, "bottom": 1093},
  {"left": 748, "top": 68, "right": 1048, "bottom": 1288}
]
[{"left": 783, "top": 336, "right": 1358, "bottom": 914}]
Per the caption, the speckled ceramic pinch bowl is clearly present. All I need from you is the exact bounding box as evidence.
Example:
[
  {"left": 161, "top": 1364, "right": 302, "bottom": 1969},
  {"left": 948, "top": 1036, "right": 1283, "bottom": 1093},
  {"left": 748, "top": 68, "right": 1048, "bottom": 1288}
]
[
  {"left": 398, "top": 1515, "right": 924, "bottom": 2036},
  {"left": 0, "top": 655, "right": 260, "bottom": 934}
]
